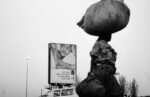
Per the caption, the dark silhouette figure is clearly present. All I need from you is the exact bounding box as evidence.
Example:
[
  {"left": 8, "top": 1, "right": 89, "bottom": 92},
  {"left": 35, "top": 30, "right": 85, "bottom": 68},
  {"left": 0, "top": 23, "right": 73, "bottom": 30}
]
[{"left": 76, "top": 0, "right": 130, "bottom": 96}]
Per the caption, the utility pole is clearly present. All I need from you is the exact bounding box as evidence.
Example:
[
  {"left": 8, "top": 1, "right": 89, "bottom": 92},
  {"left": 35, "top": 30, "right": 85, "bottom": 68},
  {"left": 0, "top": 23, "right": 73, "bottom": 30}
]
[{"left": 26, "top": 56, "right": 30, "bottom": 97}]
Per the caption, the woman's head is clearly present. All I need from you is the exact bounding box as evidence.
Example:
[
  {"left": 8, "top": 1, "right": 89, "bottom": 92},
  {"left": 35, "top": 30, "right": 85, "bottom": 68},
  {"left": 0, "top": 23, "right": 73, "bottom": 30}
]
[{"left": 60, "top": 44, "right": 72, "bottom": 57}]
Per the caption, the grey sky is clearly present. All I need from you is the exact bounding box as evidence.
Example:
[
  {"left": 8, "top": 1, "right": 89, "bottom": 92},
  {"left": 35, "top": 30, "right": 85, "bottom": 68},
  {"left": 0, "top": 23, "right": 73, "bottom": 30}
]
[{"left": 0, "top": 0, "right": 150, "bottom": 97}]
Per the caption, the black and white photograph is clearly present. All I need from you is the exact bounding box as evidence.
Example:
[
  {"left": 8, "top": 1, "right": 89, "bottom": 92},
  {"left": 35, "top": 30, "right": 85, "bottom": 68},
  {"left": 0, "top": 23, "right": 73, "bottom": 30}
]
[{"left": 0, "top": 0, "right": 150, "bottom": 97}]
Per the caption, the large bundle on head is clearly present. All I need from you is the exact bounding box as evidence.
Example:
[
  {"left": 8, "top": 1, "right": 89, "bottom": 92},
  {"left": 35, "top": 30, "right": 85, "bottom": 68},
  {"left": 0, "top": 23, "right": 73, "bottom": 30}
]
[{"left": 77, "top": 0, "right": 130, "bottom": 37}]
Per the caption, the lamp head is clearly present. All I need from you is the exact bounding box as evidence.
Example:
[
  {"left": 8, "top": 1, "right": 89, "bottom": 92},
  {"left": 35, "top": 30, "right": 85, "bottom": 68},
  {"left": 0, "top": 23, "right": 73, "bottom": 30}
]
[{"left": 26, "top": 56, "right": 31, "bottom": 63}]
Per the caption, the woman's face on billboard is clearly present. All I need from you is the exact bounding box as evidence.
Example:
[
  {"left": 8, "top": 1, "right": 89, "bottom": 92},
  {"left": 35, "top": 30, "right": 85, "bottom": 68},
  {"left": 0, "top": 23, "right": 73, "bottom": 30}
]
[{"left": 60, "top": 44, "right": 71, "bottom": 57}]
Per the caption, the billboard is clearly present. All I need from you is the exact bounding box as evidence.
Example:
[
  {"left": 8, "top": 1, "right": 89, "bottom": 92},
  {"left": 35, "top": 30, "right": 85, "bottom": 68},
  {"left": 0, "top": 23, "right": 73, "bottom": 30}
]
[{"left": 48, "top": 43, "right": 77, "bottom": 84}]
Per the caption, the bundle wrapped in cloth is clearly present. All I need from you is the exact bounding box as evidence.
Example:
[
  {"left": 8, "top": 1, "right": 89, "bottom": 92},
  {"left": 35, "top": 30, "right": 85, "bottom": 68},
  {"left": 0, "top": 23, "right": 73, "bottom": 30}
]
[
  {"left": 76, "top": 72, "right": 105, "bottom": 97},
  {"left": 77, "top": 0, "right": 130, "bottom": 36}
]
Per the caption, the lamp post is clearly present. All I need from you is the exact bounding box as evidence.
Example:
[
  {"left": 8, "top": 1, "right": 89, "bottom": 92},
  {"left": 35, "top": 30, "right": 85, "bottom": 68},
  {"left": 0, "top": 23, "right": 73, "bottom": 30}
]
[{"left": 26, "top": 56, "right": 30, "bottom": 97}]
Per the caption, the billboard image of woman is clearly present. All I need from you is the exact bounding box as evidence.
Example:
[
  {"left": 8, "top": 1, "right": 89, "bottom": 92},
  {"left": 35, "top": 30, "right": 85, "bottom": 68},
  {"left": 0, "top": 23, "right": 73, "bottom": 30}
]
[{"left": 51, "top": 43, "right": 76, "bottom": 70}]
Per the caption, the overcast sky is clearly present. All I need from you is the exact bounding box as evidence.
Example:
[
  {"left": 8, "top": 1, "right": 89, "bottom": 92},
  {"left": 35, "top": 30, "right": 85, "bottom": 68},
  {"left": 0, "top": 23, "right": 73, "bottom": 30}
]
[{"left": 0, "top": 0, "right": 150, "bottom": 97}]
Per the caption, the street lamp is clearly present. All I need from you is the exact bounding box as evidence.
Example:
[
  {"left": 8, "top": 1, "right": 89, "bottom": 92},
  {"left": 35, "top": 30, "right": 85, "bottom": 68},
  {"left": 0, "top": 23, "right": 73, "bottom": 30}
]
[{"left": 26, "top": 56, "right": 30, "bottom": 97}]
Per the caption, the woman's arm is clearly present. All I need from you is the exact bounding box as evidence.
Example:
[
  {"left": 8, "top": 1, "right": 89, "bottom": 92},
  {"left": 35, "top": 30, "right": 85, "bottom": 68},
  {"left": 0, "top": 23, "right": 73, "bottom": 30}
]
[{"left": 51, "top": 44, "right": 61, "bottom": 65}]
